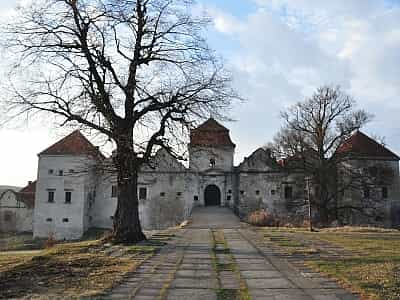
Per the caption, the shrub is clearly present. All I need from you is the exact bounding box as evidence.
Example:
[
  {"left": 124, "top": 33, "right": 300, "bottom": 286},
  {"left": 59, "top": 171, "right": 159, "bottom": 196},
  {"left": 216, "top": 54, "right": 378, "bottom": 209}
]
[
  {"left": 248, "top": 210, "right": 276, "bottom": 226},
  {"left": 44, "top": 232, "right": 56, "bottom": 248}
]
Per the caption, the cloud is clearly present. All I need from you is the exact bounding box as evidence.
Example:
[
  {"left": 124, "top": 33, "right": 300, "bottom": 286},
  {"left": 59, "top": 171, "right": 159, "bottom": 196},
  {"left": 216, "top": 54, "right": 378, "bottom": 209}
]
[{"left": 204, "top": 0, "right": 400, "bottom": 160}]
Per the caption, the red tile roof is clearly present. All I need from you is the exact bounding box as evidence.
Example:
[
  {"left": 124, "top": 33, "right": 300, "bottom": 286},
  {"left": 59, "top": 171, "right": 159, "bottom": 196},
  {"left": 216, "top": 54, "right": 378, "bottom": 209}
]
[
  {"left": 16, "top": 181, "right": 36, "bottom": 209},
  {"left": 39, "top": 130, "right": 104, "bottom": 158},
  {"left": 337, "top": 131, "right": 399, "bottom": 160},
  {"left": 190, "top": 118, "right": 235, "bottom": 147}
]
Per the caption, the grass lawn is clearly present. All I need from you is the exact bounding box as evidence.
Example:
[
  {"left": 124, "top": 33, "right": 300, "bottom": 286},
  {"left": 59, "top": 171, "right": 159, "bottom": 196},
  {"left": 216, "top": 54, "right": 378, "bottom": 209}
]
[
  {"left": 260, "top": 227, "right": 400, "bottom": 300},
  {"left": 0, "top": 239, "right": 155, "bottom": 299}
]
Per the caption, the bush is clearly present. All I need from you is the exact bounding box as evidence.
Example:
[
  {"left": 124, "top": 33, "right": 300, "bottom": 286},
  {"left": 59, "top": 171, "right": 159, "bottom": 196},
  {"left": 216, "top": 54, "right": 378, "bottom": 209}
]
[
  {"left": 44, "top": 232, "right": 56, "bottom": 248},
  {"left": 248, "top": 210, "right": 276, "bottom": 226}
]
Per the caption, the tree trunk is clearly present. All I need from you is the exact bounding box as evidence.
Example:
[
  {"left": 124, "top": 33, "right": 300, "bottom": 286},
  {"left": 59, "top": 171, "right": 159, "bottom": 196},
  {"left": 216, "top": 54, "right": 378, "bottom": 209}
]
[{"left": 112, "top": 134, "right": 146, "bottom": 243}]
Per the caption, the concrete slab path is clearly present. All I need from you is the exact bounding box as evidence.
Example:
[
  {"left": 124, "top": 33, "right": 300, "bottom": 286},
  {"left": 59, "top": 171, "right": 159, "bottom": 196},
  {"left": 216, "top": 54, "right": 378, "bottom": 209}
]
[{"left": 99, "top": 207, "right": 359, "bottom": 300}]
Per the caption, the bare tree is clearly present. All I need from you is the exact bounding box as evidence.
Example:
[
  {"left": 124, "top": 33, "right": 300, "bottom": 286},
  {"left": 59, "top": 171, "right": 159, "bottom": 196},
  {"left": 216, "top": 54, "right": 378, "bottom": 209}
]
[
  {"left": 273, "top": 86, "right": 373, "bottom": 225},
  {"left": 1, "top": 0, "right": 238, "bottom": 243}
]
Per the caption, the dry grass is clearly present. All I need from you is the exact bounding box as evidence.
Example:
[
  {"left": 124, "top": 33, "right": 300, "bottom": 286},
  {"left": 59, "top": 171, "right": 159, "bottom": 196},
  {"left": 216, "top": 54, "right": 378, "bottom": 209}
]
[
  {"left": 0, "top": 239, "right": 153, "bottom": 299},
  {"left": 260, "top": 226, "right": 400, "bottom": 300}
]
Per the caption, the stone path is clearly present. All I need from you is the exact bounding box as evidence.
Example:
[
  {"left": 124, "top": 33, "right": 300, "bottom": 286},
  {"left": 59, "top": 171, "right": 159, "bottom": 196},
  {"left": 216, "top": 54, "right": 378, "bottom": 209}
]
[{"left": 99, "top": 207, "right": 359, "bottom": 300}]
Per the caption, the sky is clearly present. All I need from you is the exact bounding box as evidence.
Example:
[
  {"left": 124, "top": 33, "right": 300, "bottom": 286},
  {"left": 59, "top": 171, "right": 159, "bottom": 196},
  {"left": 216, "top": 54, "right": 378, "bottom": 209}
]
[{"left": 1, "top": 0, "right": 400, "bottom": 187}]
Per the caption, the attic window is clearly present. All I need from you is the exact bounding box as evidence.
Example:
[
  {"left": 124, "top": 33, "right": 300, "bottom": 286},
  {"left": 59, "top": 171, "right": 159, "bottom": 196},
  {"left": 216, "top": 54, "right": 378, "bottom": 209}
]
[{"left": 209, "top": 158, "right": 216, "bottom": 168}]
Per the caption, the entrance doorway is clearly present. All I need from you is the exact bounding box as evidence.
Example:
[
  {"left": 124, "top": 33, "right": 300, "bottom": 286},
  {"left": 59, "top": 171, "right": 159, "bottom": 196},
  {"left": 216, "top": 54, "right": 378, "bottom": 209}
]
[{"left": 204, "top": 185, "right": 221, "bottom": 206}]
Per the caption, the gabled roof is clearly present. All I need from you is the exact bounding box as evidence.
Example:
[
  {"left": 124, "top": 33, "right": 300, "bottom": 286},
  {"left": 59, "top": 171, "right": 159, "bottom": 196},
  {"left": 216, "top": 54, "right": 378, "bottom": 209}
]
[
  {"left": 17, "top": 181, "right": 36, "bottom": 209},
  {"left": 39, "top": 130, "right": 104, "bottom": 158},
  {"left": 190, "top": 118, "right": 235, "bottom": 147},
  {"left": 337, "top": 131, "right": 399, "bottom": 160}
]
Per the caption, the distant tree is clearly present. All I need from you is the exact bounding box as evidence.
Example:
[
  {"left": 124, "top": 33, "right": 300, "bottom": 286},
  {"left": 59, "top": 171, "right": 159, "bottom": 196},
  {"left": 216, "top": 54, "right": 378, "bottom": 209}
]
[
  {"left": 1, "top": 0, "right": 238, "bottom": 243},
  {"left": 273, "top": 86, "right": 376, "bottom": 225}
]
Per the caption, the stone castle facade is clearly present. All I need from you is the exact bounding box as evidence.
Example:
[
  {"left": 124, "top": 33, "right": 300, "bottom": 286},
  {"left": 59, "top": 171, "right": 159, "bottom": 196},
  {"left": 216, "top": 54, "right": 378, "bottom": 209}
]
[{"left": 4, "top": 118, "right": 398, "bottom": 239}]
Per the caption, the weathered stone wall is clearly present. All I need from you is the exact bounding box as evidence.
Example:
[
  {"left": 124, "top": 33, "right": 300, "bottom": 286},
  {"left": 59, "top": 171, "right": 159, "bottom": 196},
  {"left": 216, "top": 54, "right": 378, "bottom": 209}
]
[
  {"left": 0, "top": 190, "right": 33, "bottom": 232},
  {"left": 189, "top": 145, "right": 234, "bottom": 172}
]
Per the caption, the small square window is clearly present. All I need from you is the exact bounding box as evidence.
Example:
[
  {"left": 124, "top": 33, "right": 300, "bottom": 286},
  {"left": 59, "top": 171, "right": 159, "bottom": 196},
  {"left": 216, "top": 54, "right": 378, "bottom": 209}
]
[
  {"left": 382, "top": 187, "right": 388, "bottom": 199},
  {"left": 58, "top": 170, "right": 64, "bottom": 176},
  {"left": 177, "top": 192, "right": 182, "bottom": 196},
  {"left": 111, "top": 185, "right": 118, "bottom": 198},
  {"left": 48, "top": 169, "right": 54, "bottom": 175},
  {"left": 363, "top": 187, "right": 370, "bottom": 199},
  {"left": 240, "top": 190, "right": 245, "bottom": 195},
  {"left": 228, "top": 190, "right": 232, "bottom": 194},
  {"left": 284, "top": 186, "right": 293, "bottom": 199},
  {"left": 46, "top": 218, "right": 53, "bottom": 222},
  {"left": 139, "top": 187, "right": 147, "bottom": 200},
  {"left": 62, "top": 218, "right": 69, "bottom": 223},
  {"left": 271, "top": 190, "right": 276, "bottom": 195},
  {"left": 160, "top": 192, "right": 165, "bottom": 197},
  {"left": 194, "top": 195, "right": 199, "bottom": 201},
  {"left": 47, "top": 190, "right": 55, "bottom": 203},
  {"left": 65, "top": 191, "right": 72, "bottom": 204},
  {"left": 255, "top": 190, "right": 260, "bottom": 195}
]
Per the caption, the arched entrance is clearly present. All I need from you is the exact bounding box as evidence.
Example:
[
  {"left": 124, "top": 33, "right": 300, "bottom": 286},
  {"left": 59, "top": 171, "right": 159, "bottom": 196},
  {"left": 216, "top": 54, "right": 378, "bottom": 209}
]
[{"left": 204, "top": 185, "right": 221, "bottom": 206}]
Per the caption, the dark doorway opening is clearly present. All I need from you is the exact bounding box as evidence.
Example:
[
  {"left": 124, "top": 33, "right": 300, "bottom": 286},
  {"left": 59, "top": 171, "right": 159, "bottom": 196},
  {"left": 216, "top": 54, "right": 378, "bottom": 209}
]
[{"left": 204, "top": 185, "right": 221, "bottom": 206}]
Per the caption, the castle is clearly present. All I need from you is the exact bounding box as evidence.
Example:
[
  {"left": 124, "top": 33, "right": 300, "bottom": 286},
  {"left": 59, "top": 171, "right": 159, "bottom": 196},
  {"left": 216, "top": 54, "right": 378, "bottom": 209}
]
[{"left": 1, "top": 118, "right": 399, "bottom": 239}]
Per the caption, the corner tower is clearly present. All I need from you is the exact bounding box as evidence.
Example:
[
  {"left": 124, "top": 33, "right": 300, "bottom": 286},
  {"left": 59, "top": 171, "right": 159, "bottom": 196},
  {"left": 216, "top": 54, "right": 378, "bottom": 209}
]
[{"left": 189, "top": 118, "right": 236, "bottom": 172}]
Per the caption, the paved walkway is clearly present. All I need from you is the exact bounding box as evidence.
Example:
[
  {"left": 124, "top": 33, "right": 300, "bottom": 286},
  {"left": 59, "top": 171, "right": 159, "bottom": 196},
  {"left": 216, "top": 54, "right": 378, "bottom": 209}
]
[{"left": 100, "top": 207, "right": 359, "bottom": 300}]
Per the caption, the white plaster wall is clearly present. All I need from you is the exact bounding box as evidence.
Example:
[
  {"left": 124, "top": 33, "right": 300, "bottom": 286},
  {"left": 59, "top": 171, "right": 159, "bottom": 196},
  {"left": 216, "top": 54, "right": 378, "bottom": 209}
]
[
  {"left": 189, "top": 146, "right": 234, "bottom": 172},
  {"left": 34, "top": 155, "right": 96, "bottom": 240}
]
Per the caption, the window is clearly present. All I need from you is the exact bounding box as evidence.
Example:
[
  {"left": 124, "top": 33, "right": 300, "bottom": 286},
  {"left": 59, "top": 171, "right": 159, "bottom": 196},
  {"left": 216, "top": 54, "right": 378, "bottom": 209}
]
[
  {"left": 363, "top": 187, "right": 370, "bottom": 199},
  {"left": 228, "top": 190, "right": 232, "bottom": 194},
  {"left": 47, "top": 190, "right": 55, "bottom": 203},
  {"left": 58, "top": 170, "right": 64, "bottom": 176},
  {"left": 284, "top": 186, "right": 293, "bottom": 199},
  {"left": 382, "top": 187, "right": 388, "bottom": 199},
  {"left": 46, "top": 218, "right": 53, "bottom": 222},
  {"left": 48, "top": 169, "right": 54, "bottom": 175},
  {"left": 4, "top": 212, "right": 12, "bottom": 222},
  {"left": 160, "top": 192, "right": 165, "bottom": 197},
  {"left": 139, "top": 187, "right": 147, "bottom": 200},
  {"left": 240, "top": 190, "right": 245, "bottom": 195},
  {"left": 227, "top": 195, "right": 231, "bottom": 201},
  {"left": 255, "top": 190, "right": 260, "bottom": 195},
  {"left": 209, "top": 158, "right": 216, "bottom": 168},
  {"left": 271, "top": 190, "right": 276, "bottom": 196},
  {"left": 194, "top": 195, "right": 199, "bottom": 201},
  {"left": 110, "top": 216, "right": 114, "bottom": 220},
  {"left": 177, "top": 192, "right": 182, "bottom": 196},
  {"left": 62, "top": 218, "right": 69, "bottom": 223},
  {"left": 65, "top": 191, "right": 72, "bottom": 204},
  {"left": 111, "top": 185, "right": 118, "bottom": 198}
]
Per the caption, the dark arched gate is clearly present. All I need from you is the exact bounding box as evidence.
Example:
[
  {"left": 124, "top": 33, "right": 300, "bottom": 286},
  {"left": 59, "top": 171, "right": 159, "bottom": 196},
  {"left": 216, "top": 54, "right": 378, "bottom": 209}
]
[{"left": 204, "top": 185, "right": 221, "bottom": 206}]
